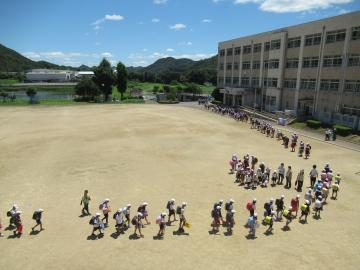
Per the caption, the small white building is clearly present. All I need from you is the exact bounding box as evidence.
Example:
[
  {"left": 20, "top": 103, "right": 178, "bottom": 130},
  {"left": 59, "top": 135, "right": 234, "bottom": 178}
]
[
  {"left": 75, "top": 71, "right": 94, "bottom": 79},
  {"left": 26, "top": 69, "right": 74, "bottom": 82}
]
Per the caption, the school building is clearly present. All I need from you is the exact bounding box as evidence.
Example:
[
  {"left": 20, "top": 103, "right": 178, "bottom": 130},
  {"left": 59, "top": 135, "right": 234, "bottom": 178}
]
[{"left": 217, "top": 11, "right": 360, "bottom": 129}]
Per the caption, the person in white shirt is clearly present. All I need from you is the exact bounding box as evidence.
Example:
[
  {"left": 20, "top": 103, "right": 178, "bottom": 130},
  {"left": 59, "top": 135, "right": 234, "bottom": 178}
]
[
  {"left": 314, "top": 196, "right": 323, "bottom": 218},
  {"left": 91, "top": 213, "right": 103, "bottom": 236},
  {"left": 124, "top": 204, "right": 131, "bottom": 228},
  {"left": 309, "top": 165, "right": 318, "bottom": 188},
  {"left": 100, "top": 199, "right": 111, "bottom": 226},
  {"left": 114, "top": 208, "right": 125, "bottom": 233},
  {"left": 178, "top": 202, "right": 187, "bottom": 233},
  {"left": 277, "top": 163, "right": 285, "bottom": 185}
]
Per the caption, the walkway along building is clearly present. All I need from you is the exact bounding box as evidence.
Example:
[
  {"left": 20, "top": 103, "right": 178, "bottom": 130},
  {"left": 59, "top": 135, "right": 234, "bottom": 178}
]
[{"left": 217, "top": 11, "right": 360, "bottom": 129}]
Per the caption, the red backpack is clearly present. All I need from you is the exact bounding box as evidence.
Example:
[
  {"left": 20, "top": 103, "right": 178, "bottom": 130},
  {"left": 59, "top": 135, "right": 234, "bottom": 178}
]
[{"left": 246, "top": 202, "right": 253, "bottom": 211}]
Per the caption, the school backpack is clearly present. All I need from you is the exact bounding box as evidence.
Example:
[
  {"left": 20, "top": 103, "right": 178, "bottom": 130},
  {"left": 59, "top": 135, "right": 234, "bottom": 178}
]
[
  {"left": 225, "top": 202, "right": 231, "bottom": 211},
  {"left": 275, "top": 199, "right": 281, "bottom": 207},
  {"left": 89, "top": 217, "right": 95, "bottom": 225},
  {"left": 176, "top": 206, "right": 182, "bottom": 215},
  {"left": 131, "top": 216, "right": 137, "bottom": 226},
  {"left": 166, "top": 201, "right": 171, "bottom": 210},
  {"left": 113, "top": 213, "right": 118, "bottom": 220},
  {"left": 99, "top": 203, "right": 104, "bottom": 210},
  {"left": 211, "top": 209, "right": 215, "bottom": 218},
  {"left": 264, "top": 202, "right": 270, "bottom": 210},
  {"left": 246, "top": 202, "right": 253, "bottom": 211},
  {"left": 7, "top": 211, "right": 11, "bottom": 217},
  {"left": 32, "top": 212, "right": 38, "bottom": 220}
]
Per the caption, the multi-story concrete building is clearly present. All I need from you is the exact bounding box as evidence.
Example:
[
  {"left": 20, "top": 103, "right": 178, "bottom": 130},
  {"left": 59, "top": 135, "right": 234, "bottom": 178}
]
[{"left": 217, "top": 11, "right": 360, "bottom": 129}]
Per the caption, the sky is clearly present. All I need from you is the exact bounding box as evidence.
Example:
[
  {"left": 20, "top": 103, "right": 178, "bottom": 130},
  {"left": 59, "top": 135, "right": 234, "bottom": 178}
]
[{"left": 0, "top": 0, "right": 359, "bottom": 67}]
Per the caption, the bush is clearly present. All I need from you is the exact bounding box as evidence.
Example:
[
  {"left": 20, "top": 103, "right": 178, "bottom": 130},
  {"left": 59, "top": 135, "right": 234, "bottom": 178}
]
[
  {"left": 306, "top": 119, "right": 321, "bottom": 129},
  {"left": 333, "top": 124, "right": 352, "bottom": 136},
  {"left": 211, "top": 100, "right": 222, "bottom": 105}
]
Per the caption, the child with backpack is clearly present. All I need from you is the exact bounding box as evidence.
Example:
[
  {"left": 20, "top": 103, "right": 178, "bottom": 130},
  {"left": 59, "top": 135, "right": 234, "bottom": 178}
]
[
  {"left": 282, "top": 206, "right": 293, "bottom": 229},
  {"left": 156, "top": 213, "right": 167, "bottom": 237},
  {"left": 225, "top": 199, "right": 234, "bottom": 214},
  {"left": 226, "top": 209, "right": 236, "bottom": 234},
  {"left": 99, "top": 199, "right": 111, "bottom": 226},
  {"left": 290, "top": 195, "right": 300, "bottom": 217},
  {"left": 166, "top": 199, "right": 177, "bottom": 223},
  {"left": 138, "top": 202, "right": 150, "bottom": 225},
  {"left": 246, "top": 198, "right": 257, "bottom": 217},
  {"left": 299, "top": 200, "right": 310, "bottom": 223},
  {"left": 113, "top": 208, "right": 126, "bottom": 233},
  {"left": 314, "top": 196, "right": 323, "bottom": 218},
  {"left": 247, "top": 213, "right": 258, "bottom": 237},
  {"left": 132, "top": 213, "right": 144, "bottom": 237},
  {"left": 275, "top": 195, "right": 285, "bottom": 220},
  {"left": 178, "top": 202, "right": 187, "bottom": 233},
  {"left": 331, "top": 181, "right": 340, "bottom": 200},
  {"left": 265, "top": 211, "right": 276, "bottom": 233},
  {"left": 31, "top": 209, "right": 44, "bottom": 232},
  {"left": 124, "top": 204, "right": 131, "bottom": 228},
  {"left": 13, "top": 211, "right": 23, "bottom": 237},
  {"left": 90, "top": 213, "right": 103, "bottom": 236},
  {"left": 271, "top": 170, "right": 278, "bottom": 186},
  {"left": 211, "top": 205, "right": 221, "bottom": 232}
]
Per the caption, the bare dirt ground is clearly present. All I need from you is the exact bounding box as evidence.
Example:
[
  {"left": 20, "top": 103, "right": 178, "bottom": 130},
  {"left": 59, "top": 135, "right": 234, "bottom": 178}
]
[{"left": 0, "top": 104, "right": 359, "bottom": 270}]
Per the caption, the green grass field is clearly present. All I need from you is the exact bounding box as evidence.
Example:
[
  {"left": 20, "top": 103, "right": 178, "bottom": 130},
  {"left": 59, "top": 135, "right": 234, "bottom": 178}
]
[{"left": 0, "top": 79, "right": 20, "bottom": 85}]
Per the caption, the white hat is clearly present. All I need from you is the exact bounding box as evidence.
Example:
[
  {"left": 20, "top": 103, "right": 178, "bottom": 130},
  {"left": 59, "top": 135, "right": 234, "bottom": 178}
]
[
  {"left": 12, "top": 204, "right": 18, "bottom": 209},
  {"left": 182, "top": 202, "right": 187, "bottom": 206},
  {"left": 137, "top": 212, "right": 143, "bottom": 217},
  {"left": 95, "top": 213, "right": 101, "bottom": 216},
  {"left": 271, "top": 211, "right": 275, "bottom": 214},
  {"left": 142, "top": 202, "right": 148, "bottom": 206},
  {"left": 219, "top": 199, "right": 224, "bottom": 203},
  {"left": 253, "top": 198, "right": 257, "bottom": 202},
  {"left": 170, "top": 198, "right": 175, "bottom": 202},
  {"left": 37, "top": 208, "right": 44, "bottom": 212},
  {"left": 274, "top": 170, "right": 277, "bottom": 173},
  {"left": 161, "top": 212, "right": 167, "bottom": 216},
  {"left": 270, "top": 198, "right": 274, "bottom": 202},
  {"left": 104, "top": 198, "right": 110, "bottom": 202},
  {"left": 122, "top": 207, "right": 127, "bottom": 212},
  {"left": 308, "top": 188, "right": 312, "bottom": 192},
  {"left": 305, "top": 200, "right": 310, "bottom": 204},
  {"left": 231, "top": 209, "right": 236, "bottom": 213},
  {"left": 281, "top": 195, "right": 285, "bottom": 199},
  {"left": 288, "top": 206, "right": 293, "bottom": 210},
  {"left": 16, "top": 210, "right": 22, "bottom": 214},
  {"left": 318, "top": 196, "right": 323, "bottom": 200},
  {"left": 254, "top": 213, "right": 258, "bottom": 217},
  {"left": 117, "top": 208, "right": 122, "bottom": 212},
  {"left": 230, "top": 198, "right": 235, "bottom": 203},
  {"left": 127, "top": 204, "right": 131, "bottom": 208},
  {"left": 296, "top": 194, "right": 300, "bottom": 198}
]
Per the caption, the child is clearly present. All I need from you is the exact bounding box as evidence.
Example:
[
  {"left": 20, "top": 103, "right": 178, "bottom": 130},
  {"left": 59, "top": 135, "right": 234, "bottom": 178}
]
[
  {"left": 226, "top": 209, "right": 236, "bottom": 234},
  {"left": 305, "top": 144, "right": 311, "bottom": 159},
  {"left": 90, "top": 213, "right": 104, "bottom": 236},
  {"left": 283, "top": 207, "right": 293, "bottom": 229},
  {"left": 132, "top": 212, "right": 144, "bottom": 237},
  {"left": 277, "top": 163, "right": 285, "bottom": 184},
  {"left": 31, "top": 209, "right": 44, "bottom": 232},
  {"left": 124, "top": 204, "right": 131, "bottom": 228},
  {"left": 247, "top": 213, "right": 258, "bottom": 237},
  {"left": 275, "top": 195, "right": 285, "bottom": 220},
  {"left": 265, "top": 211, "right": 276, "bottom": 233},
  {"left": 13, "top": 211, "right": 23, "bottom": 237},
  {"left": 178, "top": 202, "right": 187, "bottom": 233},
  {"left": 298, "top": 141, "right": 305, "bottom": 157},
  {"left": 156, "top": 213, "right": 167, "bottom": 237},
  {"left": 114, "top": 208, "right": 125, "bottom": 233},
  {"left": 291, "top": 195, "right": 300, "bottom": 217},
  {"left": 211, "top": 205, "right": 221, "bottom": 232},
  {"left": 285, "top": 166, "right": 292, "bottom": 189},
  {"left": 271, "top": 170, "right": 278, "bottom": 186},
  {"left": 99, "top": 199, "right": 111, "bottom": 225},
  {"left": 331, "top": 181, "right": 340, "bottom": 200},
  {"left": 138, "top": 202, "right": 150, "bottom": 225},
  {"left": 299, "top": 200, "right": 310, "bottom": 223},
  {"left": 314, "top": 196, "right": 323, "bottom": 218},
  {"left": 80, "top": 190, "right": 91, "bottom": 216},
  {"left": 167, "top": 199, "right": 177, "bottom": 223},
  {"left": 295, "top": 170, "right": 304, "bottom": 192}
]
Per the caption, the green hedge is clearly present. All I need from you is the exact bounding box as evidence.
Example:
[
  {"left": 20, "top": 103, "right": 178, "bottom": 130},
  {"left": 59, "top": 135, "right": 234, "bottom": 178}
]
[
  {"left": 306, "top": 119, "right": 321, "bottom": 129},
  {"left": 333, "top": 124, "right": 352, "bottom": 136},
  {"left": 158, "top": 100, "right": 179, "bottom": 104},
  {"left": 211, "top": 100, "right": 222, "bottom": 105}
]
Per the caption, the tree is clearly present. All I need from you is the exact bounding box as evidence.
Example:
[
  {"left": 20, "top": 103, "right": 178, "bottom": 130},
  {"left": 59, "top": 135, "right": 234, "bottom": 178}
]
[
  {"left": 115, "top": 61, "right": 128, "bottom": 101},
  {"left": 0, "top": 90, "right": 9, "bottom": 102},
  {"left": 26, "top": 88, "right": 37, "bottom": 104},
  {"left": 211, "top": 87, "right": 223, "bottom": 102},
  {"left": 93, "top": 59, "right": 115, "bottom": 101},
  {"left": 75, "top": 77, "right": 100, "bottom": 101}
]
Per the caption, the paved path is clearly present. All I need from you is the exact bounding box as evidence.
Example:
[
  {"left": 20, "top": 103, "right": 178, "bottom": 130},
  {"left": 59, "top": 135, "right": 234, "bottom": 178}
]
[{"left": 176, "top": 101, "right": 360, "bottom": 152}]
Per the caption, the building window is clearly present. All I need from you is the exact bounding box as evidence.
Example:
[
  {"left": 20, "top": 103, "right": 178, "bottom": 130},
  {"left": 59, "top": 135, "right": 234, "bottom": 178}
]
[
  {"left": 351, "top": 26, "right": 360, "bottom": 41},
  {"left": 234, "top": 47, "right": 241, "bottom": 55},
  {"left": 305, "top": 33, "right": 321, "bottom": 46},
  {"left": 219, "top": 49, "right": 225, "bottom": 57},
  {"left": 233, "top": 77, "right": 239, "bottom": 86},
  {"left": 348, "top": 54, "right": 360, "bottom": 67},
  {"left": 234, "top": 62, "right": 239, "bottom": 70},
  {"left": 227, "top": 48, "right": 233, "bottom": 56},
  {"left": 300, "top": 79, "right": 316, "bottom": 90},
  {"left": 264, "top": 42, "right": 270, "bottom": 51},
  {"left": 243, "top": 45, "right": 252, "bottom": 54},
  {"left": 252, "top": 61, "right": 260, "bottom": 69},
  {"left": 320, "top": 79, "right": 339, "bottom": 91},
  {"left": 287, "top": 37, "right": 301, "bottom": 48},
  {"left": 326, "top": 29, "right": 346, "bottom": 43},
  {"left": 226, "top": 63, "right": 232, "bottom": 70},
  {"left": 286, "top": 58, "right": 299, "bottom": 68},
  {"left": 284, "top": 79, "right": 297, "bottom": 89},
  {"left": 219, "top": 63, "right": 224, "bottom": 70},
  {"left": 218, "top": 77, "right": 224, "bottom": 85},
  {"left": 263, "top": 60, "right": 269, "bottom": 69},
  {"left": 303, "top": 57, "right": 319, "bottom": 68},
  {"left": 323, "top": 55, "right": 342, "bottom": 67},
  {"left": 264, "top": 78, "right": 278, "bottom": 88},
  {"left": 344, "top": 80, "right": 360, "bottom": 92},
  {"left": 269, "top": 59, "right": 280, "bottom": 69},
  {"left": 225, "top": 77, "right": 232, "bottom": 86},
  {"left": 241, "top": 77, "right": 250, "bottom": 87},
  {"left": 270, "top": 96, "right": 276, "bottom": 106},
  {"left": 242, "top": 61, "right": 251, "bottom": 69},
  {"left": 270, "top": 39, "right": 281, "bottom": 50},
  {"left": 253, "top": 43, "right": 262, "bottom": 53},
  {"left": 252, "top": 77, "right": 259, "bottom": 87}
]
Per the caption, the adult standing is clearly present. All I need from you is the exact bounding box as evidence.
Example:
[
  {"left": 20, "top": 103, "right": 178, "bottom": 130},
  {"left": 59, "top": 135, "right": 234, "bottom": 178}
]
[
  {"left": 309, "top": 165, "right": 318, "bottom": 188},
  {"left": 80, "top": 190, "right": 91, "bottom": 216},
  {"left": 285, "top": 166, "right": 293, "bottom": 189},
  {"left": 277, "top": 163, "right": 285, "bottom": 185}
]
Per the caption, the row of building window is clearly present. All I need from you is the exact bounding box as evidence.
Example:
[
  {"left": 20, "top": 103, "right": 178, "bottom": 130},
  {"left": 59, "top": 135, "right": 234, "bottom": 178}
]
[
  {"left": 220, "top": 26, "right": 360, "bottom": 57},
  {"left": 220, "top": 77, "right": 360, "bottom": 92},
  {"left": 219, "top": 54, "right": 360, "bottom": 70}
]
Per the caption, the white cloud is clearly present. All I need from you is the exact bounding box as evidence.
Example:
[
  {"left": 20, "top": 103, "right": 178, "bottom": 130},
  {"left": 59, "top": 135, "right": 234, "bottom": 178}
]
[
  {"left": 91, "top": 14, "right": 124, "bottom": 31},
  {"left": 338, "top": 8, "right": 350, "bottom": 14},
  {"left": 22, "top": 51, "right": 91, "bottom": 67},
  {"left": 166, "top": 48, "right": 175, "bottom": 52},
  {"left": 212, "top": 0, "right": 224, "bottom": 3},
  {"left": 169, "top": 23, "right": 187, "bottom": 30},
  {"left": 202, "top": 19, "right": 212, "bottom": 23},
  {"left": 172, "top": 53, "right": 216, "bottom": 60},
  {"left": 233, "top": 0, "right": 353, "bottom": 13},
  {"left": 152, "top": 18, "right": 160, "bottom": 23},
  {"left": 178, "top": 41, "right": 193, "bottom": 46},
  {"left": 101, "top": 52, "right": 113, "bottom": 58},
  {"left": 154, "top": 0, "right": 168, "bottom": 4},
  {"left": 142, "top": 48, "right": 148, "bottom": 52}
]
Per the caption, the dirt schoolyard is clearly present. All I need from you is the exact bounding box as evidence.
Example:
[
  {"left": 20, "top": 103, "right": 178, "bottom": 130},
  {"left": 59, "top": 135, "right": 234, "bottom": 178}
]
[{"left": 0, "top": 104, "right": 359, "bottom": 270}]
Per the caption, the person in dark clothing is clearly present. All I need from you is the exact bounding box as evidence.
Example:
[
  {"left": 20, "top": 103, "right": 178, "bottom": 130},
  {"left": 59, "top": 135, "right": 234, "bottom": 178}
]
[{"left": 31, "top": 209, "right": 44, "bottom": 232}]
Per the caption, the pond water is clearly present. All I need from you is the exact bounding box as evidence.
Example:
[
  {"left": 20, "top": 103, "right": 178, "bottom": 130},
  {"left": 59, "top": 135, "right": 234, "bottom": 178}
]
[{"left": 4, "top": 91, "right": 74, "bottom": 100}]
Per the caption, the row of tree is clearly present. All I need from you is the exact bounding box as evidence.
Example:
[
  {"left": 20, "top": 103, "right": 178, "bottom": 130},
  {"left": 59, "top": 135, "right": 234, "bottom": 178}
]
[
  {"left": 75, "top": 59, "right": 127, "bottom": 102},
  {"left": 128, "top": 69, "right": 216, "bottom": 85}
]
